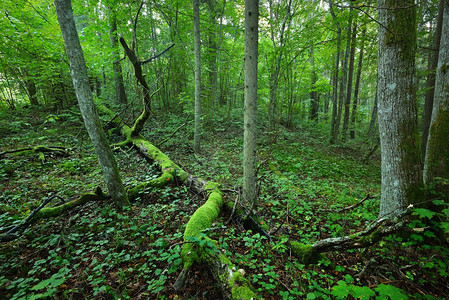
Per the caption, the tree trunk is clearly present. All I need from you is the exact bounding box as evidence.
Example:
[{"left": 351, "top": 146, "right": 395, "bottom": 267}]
[
  {"left": 342, "top": 22, "right": 357, "bottom": 140},
  {"left": 25, "top": 76, "right": 39, "bottom": 106},
  {"left": 329, "top": 3, "right": 341, "bottom": 144},
  {"left": 335, "top": 7, "right": 352, "bottom": 143},
  {"left": 193, "top": 0, "right": 202, "bottom": 152},
  {"left": 350, "top": 28, "right": 366, "bottom": 139},
  {"left": 367, "top": 88, "right": 378, "bottom": 138},
  {"left": 421, "top": 0, "right": 444, "bottom": 159},
  {"left": 423, "top": 0, "right": 449, "bottom": 197},
  {"left": 243, "top": 0, "right": 259, "bottom": 209},
  {"left": 309, "top": 45, "right": 319, "bottom": 121},
  {"left": 377, "top": 0, "right": 422, "bottom": 218},
  {"left": 108, "top": 6, "right": 128, "bottom": 105},
  {"left": 54, "top": 0, "right": 129, "bottom": 209}
]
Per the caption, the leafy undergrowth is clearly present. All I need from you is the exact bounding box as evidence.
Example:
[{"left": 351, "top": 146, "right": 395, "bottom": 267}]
[{"left": 1, "top": 108, "right": 448, "bottom": 299}]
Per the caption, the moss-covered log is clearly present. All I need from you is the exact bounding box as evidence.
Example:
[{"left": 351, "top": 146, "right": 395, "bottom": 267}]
[
  {"left": 1, "top": 191, "right": 104, "bottom": 243},
  {"left": 34, "top": 192, "right": 105, "bottom": 219},
  {"left": 0, "top": 145, "right": 68, "bottom": 158},
  {"left": 99, "top": 105, "right": 256, "bottom": 298},
  {"left": 287, "top": 208, "right": 412, "bottom": 263},
  {"left": 176, "top": 185, "right": 256, "bottom": 299}
]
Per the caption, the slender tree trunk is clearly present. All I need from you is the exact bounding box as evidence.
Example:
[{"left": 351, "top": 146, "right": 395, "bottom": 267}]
[
  {"left": 367, "top": 87, "right": 378, "bottom": 139},
  {"left": 193, "top": 0, "right": 202, "bottom": 152},
  {"left": 109, "top": 7, "right": 128, "bottom": 105},
  {"left": 421, "top": 0, "right": 444, "bottom": 159},
  {"left": 25, "top": 76, "right": 39, "bottom": 106},
  {"left": 423, "top": 0, "right": 449, "bottom": 196},
  {"left": 350, "top": 28, "right": 366, "bottom": 139},
  {"left": 243, "top": 0, "right": 258, "bottom": 209},
  {"left": 335, "top": 7, "right": 353, "bottom": 143},
  {"left": 54, "top": 0, "right": 129, "bottom": 208},
  {"left": 309, "top": 45, "right": 319, "bottom": 121},
  {"left": 330, "top": 3, "right": 341, "bottom": 144},
  {"left": 377, "top": 0, "right": 422, "bottom": 218},
  {"left": 342, "top": 22, "right": 357, "bottom": 140}
]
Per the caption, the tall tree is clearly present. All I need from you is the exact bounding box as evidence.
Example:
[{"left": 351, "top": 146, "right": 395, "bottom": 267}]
[
  {"left": 423, "top": 0, "right": 449, "bottom": 196},
  {"left": 329, "top": 3, "right": 342, "bottom": 144},
  {"left": 108, "top": 5, "right": 128, "bottom": 105},
  {"left": 342, "top": 22, "right": 357, "bottom": 140},
  {"left": 350, "top": 28, "right": 366, "bottom": 139},
  {"left": 421, "top": 0, "right": 444, "bottom": 158},
  {"left": 377, "top": 0, "right": 422, "bottom": 218},
  {"left": 193, "top": 0, "right": 202, "bottom": 152},
  {"left": 54, "top": 0, "right": 129, "bottom": 208},
  {"left": 243, "top": 0, "right": 259, "bottom": 209},
  {"left": 267, "top": 0, "right": 292, "bottom": 130},
  {"left": 309, "top": 45, "right": 319, "bottom": 121}
]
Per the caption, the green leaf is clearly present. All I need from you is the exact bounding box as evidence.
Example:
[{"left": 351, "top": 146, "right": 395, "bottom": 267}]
[
  {"left": 351, "top": 285, "right": 375, "bottom": 299},
  {"left": 440, "top": 222, "right": 449, "bottom": 233},
  {"left": 331, "top": 281, "right": 350, "bottom": 299},
  {"left": 412, "top": 208, "right": 436, "bottom": 220},
  {"left": 375, "top": 284, "right": 408, "bottom": 300},
  {"left": 306, "top": 292, "right": 316, "bottom": 299}
]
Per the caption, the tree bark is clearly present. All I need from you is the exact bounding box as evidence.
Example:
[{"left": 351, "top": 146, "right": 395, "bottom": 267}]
[
  {"left": 377, "top": 0, "right": 423, "bottom": 218},
  {"left": 350, "top": 28, "right": 366, "bottom": 139},
  {"left": 423, "top": 0, "right": 449, "bottom": 196},
  {"left": 243, "top": 0, "right": 259, "bottom": 209},
  {"left": 54, "top": 0, "right": 129, "bottom": 209},
  {"left": 421, "top": 0, "right": 444, "bottom": 159},
  {"left": 108, "top": 6, "right": 128, "bottom": 105},
  {"left": 342, "top": 22, "right": 357, "bottom": 140},
  {"left": 329, "top": 3, "right": 342, "bottom": 144},
  {"left": 367, "top": 88, "right": 378, "bottom": 138},
  {"left": 309, "top": 45, "right": 319, "bottom": 121},
  {"left": 335, "top": 7, "right": 353, "bottom": 143},
  {"left": 193, "top": 0, "right": 202, "bottom": 152}
]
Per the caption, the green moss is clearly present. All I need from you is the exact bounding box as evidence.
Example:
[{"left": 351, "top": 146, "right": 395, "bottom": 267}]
[
  {"left": 230, "top": 272, "right": 257, "bottom": 299},
  {"left": 181, "top": 191, "right": 223, "bottom": 269},
  {"left": 384, "top": 0, "right": 416, "bottom": 62},
  {"left": 204, "top": 181, "right": 220, "bottom": 192},
  {"left": 35, "top": 193, "right": 103, "bottom": 219},
  {"left": 290, "top": 242, "right": 320, "bottom": 263}
]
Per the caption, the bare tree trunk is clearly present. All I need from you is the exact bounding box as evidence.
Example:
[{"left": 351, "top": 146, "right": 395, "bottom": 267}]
[
  {"left": 335, "top": 7, "right": 353, "bottom": 143},
  {"left": 309, "top": 45, "right": 319, "bottom": 121},
  {"left": 367, "top": 87, "right": 378, "bottom": 139},
  {"left": 243, "top": 0, "right": 258, "bottom": 210},
  {"left": 377, "top": 0, "right": 422, "bottom": 218},
  {"left": 25, "top": 76, "right": 39, "bottom": 106},
  {"left": 423, "top": 0, "right": 449, "bottom": 197},
  {"left": 342, "top": 22, "right": 357, "bottom": 140},
  {"left": 329, "top": 3, "right": 341, "bottom": 144},
  {"left": 108, "top": 6, "right": 128, "bottom": 105},
  {"left": 193, "top": 0, "right": 202, "bottom": 152},
  {"left": 350, "top": 28, "right": 366, "bottom": 139},
  {"left": 54, "top": 0, "right": 129, "bottom": 209},
  {"left": 421, "top": 0, "right": 444, "bottom": 159}
]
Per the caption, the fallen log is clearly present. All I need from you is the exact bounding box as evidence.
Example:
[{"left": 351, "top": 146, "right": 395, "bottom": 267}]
[
  {"left": 1, "top": 189, "right": 105, "bottom": 243},
  {"left": 0, "top": 145, "right": 68, "bottom": 159},
  {"left": 98, "top": 104, "right": 256, "bottom": 298},
  {"left": 175, "top": 184, "right": 256, "bottom": 299},
  {"left": 288, "top": 207, "right": 413, "bottom": 263}
]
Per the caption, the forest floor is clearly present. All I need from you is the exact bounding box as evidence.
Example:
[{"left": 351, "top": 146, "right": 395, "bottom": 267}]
[{"left": 0, "top": 106, "right": 448, "bottom": 299}]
